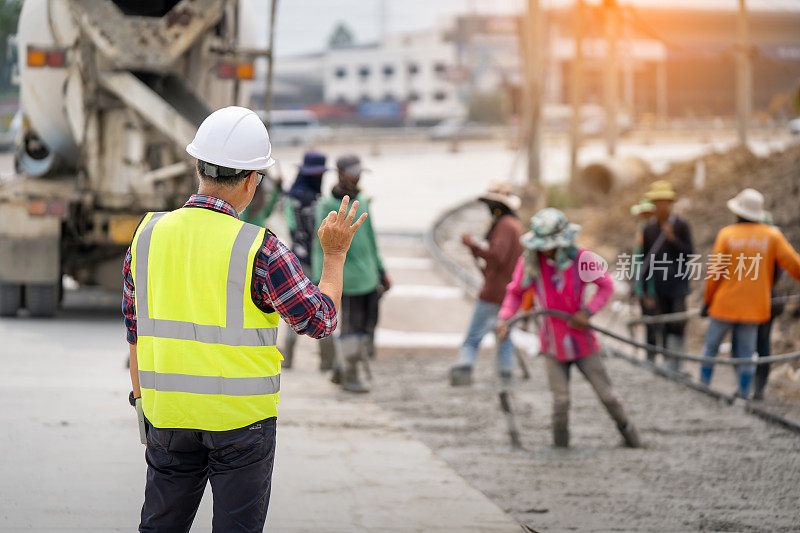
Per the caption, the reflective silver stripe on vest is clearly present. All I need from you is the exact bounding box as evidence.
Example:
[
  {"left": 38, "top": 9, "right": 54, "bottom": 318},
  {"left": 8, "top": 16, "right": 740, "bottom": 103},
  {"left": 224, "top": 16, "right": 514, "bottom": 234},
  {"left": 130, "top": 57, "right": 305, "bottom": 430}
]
[
  {"left": 136, "top": 317, "right": 278, "bottom": 346},
  {"left": 134, "top": 212, "right": 166, "bottom": 321},
  {"left": 139, "top": 370, "right": 280, "bottom": 396},
  {"left": 134, "top": 212, "right": 278, "bottom": 347}
]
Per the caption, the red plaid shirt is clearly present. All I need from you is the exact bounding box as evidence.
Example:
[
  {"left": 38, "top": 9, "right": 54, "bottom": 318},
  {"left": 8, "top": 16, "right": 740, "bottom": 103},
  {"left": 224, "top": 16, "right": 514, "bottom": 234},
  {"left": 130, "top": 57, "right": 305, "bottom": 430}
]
[{"left": 122, "top": 194, "right": 336, "bottom": 344}]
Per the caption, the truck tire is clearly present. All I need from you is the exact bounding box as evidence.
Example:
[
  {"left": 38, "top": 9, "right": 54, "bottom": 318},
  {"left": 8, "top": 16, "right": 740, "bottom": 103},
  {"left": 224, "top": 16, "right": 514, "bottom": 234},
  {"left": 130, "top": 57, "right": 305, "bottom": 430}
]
[
  {"left": 26, "top": 283, "right": 59, "bottom": 317},
  {"left": 0, "top": 283, "right": 23, "bottom": 317}
]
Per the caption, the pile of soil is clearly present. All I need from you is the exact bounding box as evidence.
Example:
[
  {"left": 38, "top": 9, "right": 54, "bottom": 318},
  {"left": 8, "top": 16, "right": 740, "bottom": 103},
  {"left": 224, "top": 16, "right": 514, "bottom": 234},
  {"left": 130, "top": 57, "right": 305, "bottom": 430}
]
[
  {"left": 574, "top": 145, "right": 800, "bottom": 266},
  {"left": 569, "top": 144, "right": 800, "bottom": 399}
]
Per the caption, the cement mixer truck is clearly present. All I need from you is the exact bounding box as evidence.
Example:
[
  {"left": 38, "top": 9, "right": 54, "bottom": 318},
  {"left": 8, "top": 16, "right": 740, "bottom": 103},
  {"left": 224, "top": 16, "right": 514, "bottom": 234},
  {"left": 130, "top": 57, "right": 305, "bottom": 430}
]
[{"left": 0, "top": 0, "right": 264, "bottom": 316}]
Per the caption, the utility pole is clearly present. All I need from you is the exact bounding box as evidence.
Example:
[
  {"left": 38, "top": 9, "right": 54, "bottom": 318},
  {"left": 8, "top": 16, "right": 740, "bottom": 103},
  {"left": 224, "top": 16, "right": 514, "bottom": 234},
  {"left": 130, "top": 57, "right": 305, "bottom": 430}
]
[
  {"left": 736, "top": 0, "right": 751, "bottom": 146},
  {"left": 603, "top": 0, "right": 619, "bottom": 157},
  {"left": 379, "top": 0, "right": 388, "bottom": 42},
  {"left": 569, "top": 0, "right": 585, "bottom": 184},
  {"left": 521, "top": 0, "right": 544, "bottom": 184},
  {"left": 264, "top": 0, "right": 279, "bottom": 116},
  {"left": 622, "top": 6, "right": 634, "bottom": 117}
]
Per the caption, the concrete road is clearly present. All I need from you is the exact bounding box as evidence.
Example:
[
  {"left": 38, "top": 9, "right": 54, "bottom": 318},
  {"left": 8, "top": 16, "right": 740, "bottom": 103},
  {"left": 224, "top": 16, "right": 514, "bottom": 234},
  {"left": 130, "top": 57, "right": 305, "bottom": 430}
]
[{"left": 0, "top": 235, "right": 520, "bottom": 532}]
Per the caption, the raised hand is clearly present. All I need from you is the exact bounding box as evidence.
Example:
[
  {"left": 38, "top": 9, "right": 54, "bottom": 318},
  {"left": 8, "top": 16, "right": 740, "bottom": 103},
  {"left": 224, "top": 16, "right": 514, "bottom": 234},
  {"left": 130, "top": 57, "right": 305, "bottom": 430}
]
[{"left": 317, "top": 195, "right": 368, "bottom": 257}]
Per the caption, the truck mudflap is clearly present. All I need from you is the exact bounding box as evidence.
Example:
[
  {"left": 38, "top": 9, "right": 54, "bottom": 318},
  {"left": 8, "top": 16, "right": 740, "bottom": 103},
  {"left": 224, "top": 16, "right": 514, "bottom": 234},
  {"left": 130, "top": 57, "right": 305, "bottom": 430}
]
[{"left": 0, "top": 203, "right": 61, "bottom": 317}]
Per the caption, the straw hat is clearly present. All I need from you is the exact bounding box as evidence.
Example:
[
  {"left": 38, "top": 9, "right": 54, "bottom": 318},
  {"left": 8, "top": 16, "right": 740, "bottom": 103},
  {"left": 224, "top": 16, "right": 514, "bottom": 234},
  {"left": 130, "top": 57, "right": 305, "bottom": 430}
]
[
  {"left": 644, "top": 180, "right": 676, "bottom": 201},
  {"left": 630, "top": 199, "right": 655, "bottom": 216},
  {"left": 727, "top": 188, "right": 765, "bottom": 222},
  {"left": 521, "top": 208, "right": 580, "bottom": 250},
  {"left": 479, "top": 182, "right": 521, "bottom": 211}
]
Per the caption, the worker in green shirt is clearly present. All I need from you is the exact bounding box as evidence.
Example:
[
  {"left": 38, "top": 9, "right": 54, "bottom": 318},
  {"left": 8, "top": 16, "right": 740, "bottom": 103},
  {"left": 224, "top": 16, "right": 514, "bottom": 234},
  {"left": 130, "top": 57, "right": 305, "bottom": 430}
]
[{"left": 313, "top": 154, "right": 390, "bottom": 393}]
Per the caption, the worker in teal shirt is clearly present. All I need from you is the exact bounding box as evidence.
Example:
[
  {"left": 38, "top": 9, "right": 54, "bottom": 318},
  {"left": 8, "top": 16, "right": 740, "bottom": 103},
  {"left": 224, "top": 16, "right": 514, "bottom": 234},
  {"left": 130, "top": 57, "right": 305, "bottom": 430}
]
[{"left": 313, "top": 154, "right": 390, "bottom": 393}]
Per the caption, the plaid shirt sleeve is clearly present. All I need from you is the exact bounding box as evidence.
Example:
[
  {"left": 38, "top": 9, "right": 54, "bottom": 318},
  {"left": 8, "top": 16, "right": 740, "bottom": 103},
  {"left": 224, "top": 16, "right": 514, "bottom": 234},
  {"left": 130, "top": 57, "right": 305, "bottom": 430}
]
[
  {"left": 253, "top": 235, "right": 337, "bottom": 339},
  {"left": 122, "top": 247, "right": 137, "bottom": 345}
]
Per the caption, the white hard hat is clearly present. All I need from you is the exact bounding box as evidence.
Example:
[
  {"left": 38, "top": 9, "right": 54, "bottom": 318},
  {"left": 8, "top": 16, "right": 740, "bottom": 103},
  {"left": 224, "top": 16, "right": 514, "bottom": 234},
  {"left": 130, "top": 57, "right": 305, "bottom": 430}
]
[
  {"left": 186, "top": 106, "right": 275, "bottom": 171},
  {"left": 727, "top": 188, "right": 765, "bottom": 222}
]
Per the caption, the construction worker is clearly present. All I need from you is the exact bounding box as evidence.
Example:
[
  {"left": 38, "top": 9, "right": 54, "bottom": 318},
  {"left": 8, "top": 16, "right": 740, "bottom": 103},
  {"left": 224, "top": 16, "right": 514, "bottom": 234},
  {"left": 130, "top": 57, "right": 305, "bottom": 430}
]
[
  {"left": 629, "top": 199, "right": 658, "bottom": 362},
  {"left": 279, "top": 151, "right": 336, "bottom": 370},
  {"left": 700, "top": 189, "right": 800, "bottom": 399},
  {"left": 449, "top": 182, "right": 524, "bottom": 386},
  {"left": 312, "top": 154, "right": 390, "bottom": 393},
  {"left": 122, "top": 106, "right": 367, "bottom": 532},
  {"left": 638, "top": 180, "right": 694, "bottom": 372},
  {"left": 496, "top": 208, "right": 641, "bottom": 448}
]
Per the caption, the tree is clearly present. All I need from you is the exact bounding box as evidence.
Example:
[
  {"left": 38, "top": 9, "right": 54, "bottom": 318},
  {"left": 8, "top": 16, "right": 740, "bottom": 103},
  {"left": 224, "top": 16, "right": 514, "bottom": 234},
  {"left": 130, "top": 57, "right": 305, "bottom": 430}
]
[
  {"left": 328, "top": 22, "right": 355, "bottom": 49},
  {"left": 0, "top": 0, "right": 22, "bottom": 94}
]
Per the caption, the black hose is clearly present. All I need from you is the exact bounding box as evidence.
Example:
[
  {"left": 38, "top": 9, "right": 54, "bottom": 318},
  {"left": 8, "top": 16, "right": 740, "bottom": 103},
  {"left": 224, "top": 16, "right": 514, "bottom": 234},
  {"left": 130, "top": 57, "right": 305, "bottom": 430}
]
[{"left": 507, "top": 310, "right": 800, "bottom": 366}]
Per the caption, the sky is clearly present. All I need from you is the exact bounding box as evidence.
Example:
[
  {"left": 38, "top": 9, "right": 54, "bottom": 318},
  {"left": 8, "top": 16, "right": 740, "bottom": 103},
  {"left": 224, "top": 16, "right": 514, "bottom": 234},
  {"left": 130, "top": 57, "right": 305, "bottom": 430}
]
[{"left": 239, "top": 0, "right": 800, "bottom": 58}]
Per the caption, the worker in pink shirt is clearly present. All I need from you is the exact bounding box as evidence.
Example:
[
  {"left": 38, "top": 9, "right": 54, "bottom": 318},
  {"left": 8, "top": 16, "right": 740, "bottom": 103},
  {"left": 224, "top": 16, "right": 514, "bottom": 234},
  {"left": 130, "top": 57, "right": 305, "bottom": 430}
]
[{"left": 496, "top": 208, "right": 641, "bottom": 448}]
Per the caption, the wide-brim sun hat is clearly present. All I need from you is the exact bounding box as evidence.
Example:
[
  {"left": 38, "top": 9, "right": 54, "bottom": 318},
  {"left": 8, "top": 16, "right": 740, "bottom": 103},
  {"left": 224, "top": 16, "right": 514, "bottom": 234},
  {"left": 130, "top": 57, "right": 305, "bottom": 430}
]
[
  {"left": 521, "top": 207, "right": 581, "bottom": 250},
  {"left": 297, "top": 151, "right": 329, "bottom": 175},
  {"left": 479, "top": 182, "right": 522, "bottom": 211},
  {"left": 336, "top": 154, "right": 368, "bottom": 176},
  {"left": 644, "top": 180, "right": 676, "bottom": 201},
  {"left": 727, "top": 188, "right": 766, "bottom": 222}
]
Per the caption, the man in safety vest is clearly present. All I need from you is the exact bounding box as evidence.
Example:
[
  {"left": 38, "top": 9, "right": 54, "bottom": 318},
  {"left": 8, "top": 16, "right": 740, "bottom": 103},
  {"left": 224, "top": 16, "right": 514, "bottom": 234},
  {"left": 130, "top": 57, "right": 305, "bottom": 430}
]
[{"left": 122, "top": 106, "right": 366, "bottom": 532}]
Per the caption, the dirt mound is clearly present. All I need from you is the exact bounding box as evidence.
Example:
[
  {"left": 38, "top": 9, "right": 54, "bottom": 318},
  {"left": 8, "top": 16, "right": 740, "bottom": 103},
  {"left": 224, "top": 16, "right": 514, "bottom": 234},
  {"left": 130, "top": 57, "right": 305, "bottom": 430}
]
[
  {"left": 574, "top": 144, "right": 800, "bottom": 376},
  {"left": 578, "top": 145, "right": 800, "bottom": 254}
]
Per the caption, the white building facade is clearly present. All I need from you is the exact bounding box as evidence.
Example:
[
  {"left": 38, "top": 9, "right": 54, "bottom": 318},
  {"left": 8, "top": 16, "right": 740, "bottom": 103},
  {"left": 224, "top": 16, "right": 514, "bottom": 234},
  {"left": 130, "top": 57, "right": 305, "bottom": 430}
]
[{"left": 323, "top": 30, "right": 465, "bottom": 123}]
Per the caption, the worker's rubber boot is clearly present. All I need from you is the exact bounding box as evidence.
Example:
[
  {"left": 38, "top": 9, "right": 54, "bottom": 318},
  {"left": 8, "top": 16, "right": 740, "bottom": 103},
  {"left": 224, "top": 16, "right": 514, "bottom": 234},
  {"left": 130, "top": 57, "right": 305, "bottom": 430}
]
[
  {"left": 663, "top": 334, "right": 686, "bottom": 374},
  {"left": 318, "top": 336, "right": 336, "bottom": 372},
  {"left": 340, "top": 336, "right": 370, "bottom": 394},
  {"left": 366, "top": 332, "right": 376, "bottom": 360},
  {"left": 449, "top": 365, "right": 473, "bottom": 387},
  {"left": 553, "top": 427, "right": 569, "bottom": 448},
  {"left": 752, "top": 371, "right": 768, "bottom": 401},
  {"left": 618, "top": 421, "right": 642, "bottom": 448},
  {"left": 330, "top": 364, "right": 342, "bottom": 385}
]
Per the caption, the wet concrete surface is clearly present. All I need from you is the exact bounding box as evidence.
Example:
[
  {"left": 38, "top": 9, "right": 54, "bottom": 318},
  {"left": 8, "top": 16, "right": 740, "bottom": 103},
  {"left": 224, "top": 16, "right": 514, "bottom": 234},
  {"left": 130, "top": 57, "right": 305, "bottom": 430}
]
[{"left": 371, "top": 347, "right": 800, "bottom": 532}]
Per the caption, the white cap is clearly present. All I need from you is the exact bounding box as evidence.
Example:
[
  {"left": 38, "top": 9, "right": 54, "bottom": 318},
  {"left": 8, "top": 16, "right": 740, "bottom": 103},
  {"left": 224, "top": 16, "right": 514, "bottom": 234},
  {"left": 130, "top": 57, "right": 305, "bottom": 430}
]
[
  {"left": 727, "top": 188, "right": 765, "bottom": 222},
  {"left": 186, "top": 106, "right": 275, "bottom": 171}
]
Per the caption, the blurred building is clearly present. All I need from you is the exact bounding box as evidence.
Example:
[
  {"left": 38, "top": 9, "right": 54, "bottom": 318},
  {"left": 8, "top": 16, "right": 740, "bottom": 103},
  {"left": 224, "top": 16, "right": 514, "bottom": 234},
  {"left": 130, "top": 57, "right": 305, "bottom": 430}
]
[
  {"left": 322, "top": 30, "right": 464, "bottom": 124},
  {"left": 258, "top": 3, "right": 800, "bottom": 124},
  {"left": 544, "top": 4, "right": 800, "bottom": 119}
]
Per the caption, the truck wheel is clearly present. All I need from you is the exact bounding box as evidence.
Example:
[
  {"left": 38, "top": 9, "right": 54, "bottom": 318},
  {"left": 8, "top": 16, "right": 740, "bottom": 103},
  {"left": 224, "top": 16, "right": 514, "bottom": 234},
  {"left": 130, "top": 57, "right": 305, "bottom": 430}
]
[
  {"left": 0, "top": 283, "right": 23, "bottom": 317},
  {"left": 26, "top": 284, "right": 59, "bottom": 317}
]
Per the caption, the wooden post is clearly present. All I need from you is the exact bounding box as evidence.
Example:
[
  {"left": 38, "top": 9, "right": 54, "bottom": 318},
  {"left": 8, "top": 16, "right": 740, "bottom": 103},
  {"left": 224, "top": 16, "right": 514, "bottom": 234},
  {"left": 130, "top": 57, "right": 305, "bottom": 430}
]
[
  {"left": 622, "top": 6, "right": 634, "bottom": 117},
  {"left": 736, "top": 0, "right": 751, "bottom": 146},
  {"left": 569, "top": 0, "right": 585, "bottom": 184},
  {"left": 522, "top": 0, "right": 544, "bottom": 184},
  {"left": 264, "top": 0, "right": 279, "bottom": 116},
  {"left": 603, "top": 0, "right": 619, "bottom": 157},
  {"left": 656, "top": 60, "right": 667, "bottom": 120}
]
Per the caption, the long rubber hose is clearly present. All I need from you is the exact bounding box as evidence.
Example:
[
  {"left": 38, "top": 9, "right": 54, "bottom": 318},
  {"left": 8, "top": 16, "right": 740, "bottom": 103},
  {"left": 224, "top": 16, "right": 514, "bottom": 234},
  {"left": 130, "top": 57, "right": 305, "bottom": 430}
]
[{"left": 507, "top": 310, "right": 800, "bottom": 366}]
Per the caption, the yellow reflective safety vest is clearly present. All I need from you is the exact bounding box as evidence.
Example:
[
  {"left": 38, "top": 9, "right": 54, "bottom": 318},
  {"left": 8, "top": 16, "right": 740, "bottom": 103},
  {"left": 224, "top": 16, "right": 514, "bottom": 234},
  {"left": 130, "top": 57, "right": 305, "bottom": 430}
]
[{"left": 130, "top": 207, "right": 281, "bottom": 431}]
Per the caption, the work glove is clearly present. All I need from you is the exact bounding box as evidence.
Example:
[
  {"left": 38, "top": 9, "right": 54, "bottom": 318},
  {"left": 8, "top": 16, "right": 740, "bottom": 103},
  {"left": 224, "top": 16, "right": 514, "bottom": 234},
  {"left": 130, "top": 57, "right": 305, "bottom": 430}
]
[{"left": 700, "top": 304, "right": 709, "bottom": 318}]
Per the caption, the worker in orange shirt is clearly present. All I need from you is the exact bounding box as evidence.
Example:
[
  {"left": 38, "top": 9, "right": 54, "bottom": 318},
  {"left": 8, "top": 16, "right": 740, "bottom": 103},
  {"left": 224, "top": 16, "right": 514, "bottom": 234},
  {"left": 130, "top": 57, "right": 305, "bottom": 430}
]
[{"left": 699, "top": 189, "right": 800, "bottom": 398}]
